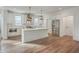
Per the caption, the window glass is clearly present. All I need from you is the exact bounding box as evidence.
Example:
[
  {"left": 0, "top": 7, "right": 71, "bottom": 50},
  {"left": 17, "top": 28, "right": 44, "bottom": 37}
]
[{"left": 15, "top": 16, "right": 22, "bottom": 26}]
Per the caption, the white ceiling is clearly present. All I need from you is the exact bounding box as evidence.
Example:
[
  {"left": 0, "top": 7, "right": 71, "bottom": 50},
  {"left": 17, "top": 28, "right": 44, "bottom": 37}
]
[{"left": 4, "top": 6, "right": 76, "bottom": 14}]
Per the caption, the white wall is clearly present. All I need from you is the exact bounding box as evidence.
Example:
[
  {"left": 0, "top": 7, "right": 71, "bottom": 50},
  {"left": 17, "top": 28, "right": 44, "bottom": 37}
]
[
  {"left": 47, "top": 17, "right": 53, "bottom": 33},
  {"left": 1, "top": 9, "right": 8, "bottom": 39},
  {"left": 52, "top": 7, "right": 79, "bottom": 41},
  {"left": 0, "top": 15, "right": 3, "bottom": 39},
  {"left": 74, "top": 13, "right": 79, "bottom": 41},
  {"left": 0, "top": 16, "right": 1, "bottom": 35}
]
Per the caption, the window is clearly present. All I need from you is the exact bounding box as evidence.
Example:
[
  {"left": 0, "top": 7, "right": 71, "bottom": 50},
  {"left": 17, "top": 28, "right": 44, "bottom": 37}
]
[
  {"left": 34, "top": 18, "right": 38, "bottom": 25},
  {"left": 15, "top": 16, "right": 22, "bottom": 26},
  {"left": 33, "top": 18, "right": 39, "bottom": 28}
]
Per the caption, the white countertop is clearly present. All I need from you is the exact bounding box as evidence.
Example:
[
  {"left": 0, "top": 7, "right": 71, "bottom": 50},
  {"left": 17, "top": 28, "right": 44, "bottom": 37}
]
[{"left": 22, "top": 28, "right": 48, "bottom": 31}]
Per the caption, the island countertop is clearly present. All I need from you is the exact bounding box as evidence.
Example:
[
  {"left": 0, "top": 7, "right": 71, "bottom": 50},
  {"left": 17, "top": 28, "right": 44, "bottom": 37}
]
[{"left": 22, "top": 28, "right": 48, "bottom": 31}]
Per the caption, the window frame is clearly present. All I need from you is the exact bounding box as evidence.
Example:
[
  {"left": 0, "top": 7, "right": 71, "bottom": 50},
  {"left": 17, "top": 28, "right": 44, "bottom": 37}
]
[{"left": 15, "top": 16, "right": 22, "bottom": 26}]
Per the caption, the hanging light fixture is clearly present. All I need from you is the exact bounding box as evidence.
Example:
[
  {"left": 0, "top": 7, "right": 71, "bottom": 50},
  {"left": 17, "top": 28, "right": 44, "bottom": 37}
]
[
  {"left": 40, "top": 8, "right": 43, "bottom": 20},
  {"left": 27, "top": 6, "right": 32, "bottom": 21}
]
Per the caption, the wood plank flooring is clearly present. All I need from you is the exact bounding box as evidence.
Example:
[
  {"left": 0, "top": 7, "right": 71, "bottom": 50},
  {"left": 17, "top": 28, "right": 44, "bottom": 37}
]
[{"left": 0, "top": 36, "right": 79, "bottom": 53}]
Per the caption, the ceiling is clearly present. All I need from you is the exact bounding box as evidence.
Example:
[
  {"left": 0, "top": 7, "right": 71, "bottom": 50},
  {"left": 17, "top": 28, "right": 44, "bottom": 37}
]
[{"left": 3, "top": 6, "right": 76, "bottom": 15}]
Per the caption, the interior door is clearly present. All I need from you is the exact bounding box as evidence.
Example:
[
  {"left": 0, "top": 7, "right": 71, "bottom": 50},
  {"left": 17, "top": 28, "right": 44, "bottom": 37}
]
[{"left": 63, "top": 16, "right": 73, "bottom": 36}]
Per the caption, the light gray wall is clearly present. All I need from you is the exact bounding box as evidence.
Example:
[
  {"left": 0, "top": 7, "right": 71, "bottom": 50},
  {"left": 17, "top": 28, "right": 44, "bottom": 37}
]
[
  {"left": 74, "top": 13, "right": 79, "bottom": 41},
  {"left": 0, "top": 15, "right": 3, "bottom": 39},
  {"left": 0, "top": 16, "right": 1, "bottom": 36}
]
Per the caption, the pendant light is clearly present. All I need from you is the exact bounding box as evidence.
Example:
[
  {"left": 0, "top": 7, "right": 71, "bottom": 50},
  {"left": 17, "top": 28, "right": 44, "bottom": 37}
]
[
  {"left": 40, "top": 8, "right": 43, "bottom": 20},
  {"left": 27, "top": 7, "right": 32, "bottom": 21}
]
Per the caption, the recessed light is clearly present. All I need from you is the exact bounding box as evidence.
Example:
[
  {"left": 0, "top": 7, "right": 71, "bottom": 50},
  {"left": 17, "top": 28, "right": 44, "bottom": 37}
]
[{"left": 58, "top": 8, "right": 62, "bottom": 10}]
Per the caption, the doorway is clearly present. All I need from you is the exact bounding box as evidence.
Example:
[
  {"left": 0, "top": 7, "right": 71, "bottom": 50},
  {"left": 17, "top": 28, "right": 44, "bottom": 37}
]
[
  {"left": 62, "top": 16, "right": 73, "bottom": 36},
  {"left": 52, "top": 20, "right": 60, "bottom": 36}
]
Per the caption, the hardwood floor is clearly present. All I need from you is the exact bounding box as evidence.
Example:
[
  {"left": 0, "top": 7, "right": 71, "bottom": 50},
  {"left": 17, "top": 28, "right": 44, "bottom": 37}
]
[{"left": 0, "top": 35, "right": 79, "bottom": 53}]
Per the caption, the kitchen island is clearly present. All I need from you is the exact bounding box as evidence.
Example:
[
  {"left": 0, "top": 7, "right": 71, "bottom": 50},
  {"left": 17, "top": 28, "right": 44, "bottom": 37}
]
[{"left": 21, "top": 28, "right": 48, "bottom": 43}]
